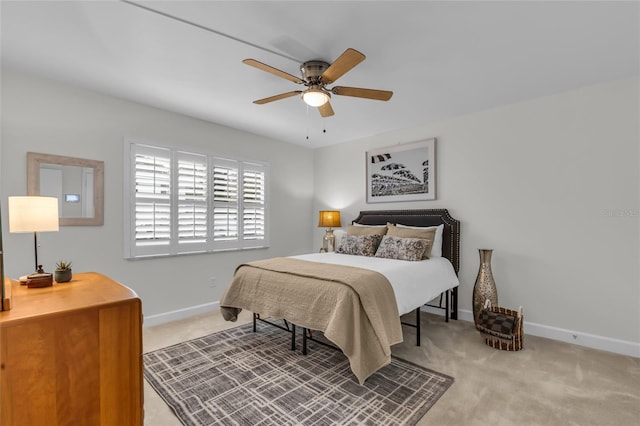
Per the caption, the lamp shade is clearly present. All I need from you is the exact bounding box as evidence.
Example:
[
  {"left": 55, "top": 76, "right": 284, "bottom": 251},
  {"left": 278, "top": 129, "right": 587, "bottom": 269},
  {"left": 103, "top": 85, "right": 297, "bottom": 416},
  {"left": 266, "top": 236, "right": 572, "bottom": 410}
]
[
  {"left": 8, "top": 196, "right": 59, "bottom": 233},
  {"left": 318, "top": 210, "right": 341, "bottom": 228}
]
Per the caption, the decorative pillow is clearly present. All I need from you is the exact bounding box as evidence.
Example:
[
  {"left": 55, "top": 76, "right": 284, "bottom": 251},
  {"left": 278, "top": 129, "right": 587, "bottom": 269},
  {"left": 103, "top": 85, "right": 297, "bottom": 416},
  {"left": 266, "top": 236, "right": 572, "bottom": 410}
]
[
  {"left": 374, "top": 235, "right": 429, "bottom": 261},
  {"left": 347, "top": 224, "right": 388, "bottom": 236},
  {"left": 333, "top": 229, "right": 347, "bottom": 246},
  {"left": 386, "top": 224, "right": 435, "bottom": 259},
  {"left": 336, "top": 234, "right": 383, "bottom": 257},
  {"left": 396, "top": 223, "right": 444, "bottom": 257}
]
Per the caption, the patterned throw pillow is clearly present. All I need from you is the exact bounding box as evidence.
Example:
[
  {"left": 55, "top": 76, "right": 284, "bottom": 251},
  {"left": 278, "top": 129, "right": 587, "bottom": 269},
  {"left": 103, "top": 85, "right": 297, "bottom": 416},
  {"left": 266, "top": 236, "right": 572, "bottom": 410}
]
[
  {"left": 336, "top": 234, "right": 383, "bottom": 257},
  {"left": 374, "top": 235, "right": 429, "bottom": 261},
  {"left": 386, "top": 224, "right": 435, "bottom": 259}
]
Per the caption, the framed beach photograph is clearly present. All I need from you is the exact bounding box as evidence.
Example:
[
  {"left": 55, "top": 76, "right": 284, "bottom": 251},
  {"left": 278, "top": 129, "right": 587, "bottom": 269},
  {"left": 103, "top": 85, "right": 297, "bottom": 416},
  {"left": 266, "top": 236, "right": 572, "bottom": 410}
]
[{"left": 366, "top": 138, "right": 436, "bottom": 203}]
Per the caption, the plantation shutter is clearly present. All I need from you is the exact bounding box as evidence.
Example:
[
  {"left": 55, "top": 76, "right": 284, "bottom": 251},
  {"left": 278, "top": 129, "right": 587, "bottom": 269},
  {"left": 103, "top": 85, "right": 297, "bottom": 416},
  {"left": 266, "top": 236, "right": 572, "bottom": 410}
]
[
  {"left": 212, "top": 158, "right": 239, "bottom": 244},
  {"left": 125, "top": 140, "right": 269, "bottom": 258},
  {"left": 177, "top": 152, "right": 208, "bottom": 247},
  {"left": 242, "top": 165, "right": 266, "bottom": 241},
  {"left": 133, "top": 145, "right": 171, "bottom": 253}
]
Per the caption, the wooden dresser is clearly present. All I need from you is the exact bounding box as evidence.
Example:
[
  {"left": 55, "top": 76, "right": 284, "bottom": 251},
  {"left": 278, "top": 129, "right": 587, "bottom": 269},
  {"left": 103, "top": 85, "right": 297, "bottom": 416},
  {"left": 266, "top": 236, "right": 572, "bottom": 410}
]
[{"left": 0, "top": 272, "right": 143, "bottom": 425}]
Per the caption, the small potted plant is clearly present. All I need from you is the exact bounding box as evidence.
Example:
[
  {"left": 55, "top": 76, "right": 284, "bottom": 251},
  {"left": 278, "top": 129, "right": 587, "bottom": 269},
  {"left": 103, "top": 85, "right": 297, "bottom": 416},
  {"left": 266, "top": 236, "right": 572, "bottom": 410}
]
[{"left": 55, "top": 261, "right": 72, "bottom": 283}]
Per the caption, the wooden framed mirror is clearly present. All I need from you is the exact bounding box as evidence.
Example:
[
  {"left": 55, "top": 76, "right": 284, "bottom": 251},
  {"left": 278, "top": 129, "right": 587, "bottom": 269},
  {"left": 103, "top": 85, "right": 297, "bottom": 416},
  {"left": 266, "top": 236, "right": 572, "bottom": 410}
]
[{"left": 27, "top": 152, "right": 104, "bottom": 226}]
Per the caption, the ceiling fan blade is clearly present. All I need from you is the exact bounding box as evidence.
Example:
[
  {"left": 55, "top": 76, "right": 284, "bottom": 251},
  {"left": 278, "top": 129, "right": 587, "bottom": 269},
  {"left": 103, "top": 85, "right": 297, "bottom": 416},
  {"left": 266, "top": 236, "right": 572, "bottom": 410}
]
[
  {"left": 321, "top": 48, "right": 366, "bottom": 84},
  {"left": 253, "top": 91, "right": 302, "bottom": 104},
  {"left": 331, "top": 86, "right": 393, "bottom": 101},
  {"left": 318, "top": 101, "right": 334, "bottom": 117},
  {"left": 243, "top": 59, "right": 304, "bottom": 84}
]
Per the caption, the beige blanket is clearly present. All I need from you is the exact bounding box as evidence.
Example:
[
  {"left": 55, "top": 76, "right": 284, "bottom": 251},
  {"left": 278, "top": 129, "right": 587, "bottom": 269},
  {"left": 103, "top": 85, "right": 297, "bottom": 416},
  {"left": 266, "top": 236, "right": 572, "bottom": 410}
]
[{"left": 220, "top": 257, "right": 403, "bottom": 384}]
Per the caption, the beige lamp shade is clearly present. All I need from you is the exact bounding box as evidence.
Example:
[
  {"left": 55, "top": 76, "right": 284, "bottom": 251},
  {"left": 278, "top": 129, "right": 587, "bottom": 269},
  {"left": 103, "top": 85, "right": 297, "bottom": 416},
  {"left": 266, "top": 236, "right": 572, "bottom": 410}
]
[
  {"left": 318, "top": 210, "right": 341, "bottom": 228},
  {"left": 8, "top": 196, "right": 59, "bottom": 233}
]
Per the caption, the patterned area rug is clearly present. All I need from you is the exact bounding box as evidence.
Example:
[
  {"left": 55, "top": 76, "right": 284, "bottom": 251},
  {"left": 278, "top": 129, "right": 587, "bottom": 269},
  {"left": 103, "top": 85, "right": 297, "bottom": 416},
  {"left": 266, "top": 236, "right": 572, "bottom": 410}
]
[{"left": 144, "top": 322, "right": 453, "bottom": 425}]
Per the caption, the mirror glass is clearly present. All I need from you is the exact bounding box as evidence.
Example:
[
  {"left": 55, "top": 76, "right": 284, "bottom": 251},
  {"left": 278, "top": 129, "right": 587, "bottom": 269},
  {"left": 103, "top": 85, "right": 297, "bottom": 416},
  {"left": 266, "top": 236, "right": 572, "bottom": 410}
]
[
  {"left": 40, "top": 164, "right": 94, "bottom": 219},
  {"left": 27, "top": 152, "right": 104, "bottom": 226}
]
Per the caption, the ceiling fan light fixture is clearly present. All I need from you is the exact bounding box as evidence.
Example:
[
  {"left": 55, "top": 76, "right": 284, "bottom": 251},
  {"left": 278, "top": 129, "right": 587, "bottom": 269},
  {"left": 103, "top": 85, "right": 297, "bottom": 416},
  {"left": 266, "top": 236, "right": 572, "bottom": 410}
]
[
  {"left": 302, "top": 88, "right": 330, "bottom": 107},
  {"left": 244, "top": 48, "right": 392, "bottom": 115}
]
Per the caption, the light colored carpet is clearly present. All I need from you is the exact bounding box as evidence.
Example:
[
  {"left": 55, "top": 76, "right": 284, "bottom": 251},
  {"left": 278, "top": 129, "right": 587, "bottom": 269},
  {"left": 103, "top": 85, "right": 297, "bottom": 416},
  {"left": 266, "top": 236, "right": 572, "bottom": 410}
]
[{"left": 144, "top": 311, "right": 640, "bottom": 426}]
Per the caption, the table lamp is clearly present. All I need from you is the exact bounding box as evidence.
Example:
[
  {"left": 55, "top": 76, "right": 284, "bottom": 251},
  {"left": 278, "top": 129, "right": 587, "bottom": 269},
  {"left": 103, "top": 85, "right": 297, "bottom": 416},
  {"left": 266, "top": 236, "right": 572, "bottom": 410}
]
[
  {"left": 8, "top": 196, "right": 59, "bottom": 273},
  {"left": 318, "top": 210, "right": 341, "bottom": 252}
]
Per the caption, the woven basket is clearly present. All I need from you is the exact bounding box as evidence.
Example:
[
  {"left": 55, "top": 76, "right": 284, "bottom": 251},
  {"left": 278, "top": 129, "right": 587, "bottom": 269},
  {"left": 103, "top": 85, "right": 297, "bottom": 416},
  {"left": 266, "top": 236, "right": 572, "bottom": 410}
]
[{"left": 476, "top": 300, "right": 524, "bottom": 351}]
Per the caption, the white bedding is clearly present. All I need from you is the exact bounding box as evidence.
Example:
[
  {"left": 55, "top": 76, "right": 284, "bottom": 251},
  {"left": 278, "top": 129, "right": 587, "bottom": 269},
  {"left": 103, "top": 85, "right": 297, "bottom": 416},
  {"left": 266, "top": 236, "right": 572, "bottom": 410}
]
[{"left": 291, "top": 252, "right": 459, "bottom": 316}]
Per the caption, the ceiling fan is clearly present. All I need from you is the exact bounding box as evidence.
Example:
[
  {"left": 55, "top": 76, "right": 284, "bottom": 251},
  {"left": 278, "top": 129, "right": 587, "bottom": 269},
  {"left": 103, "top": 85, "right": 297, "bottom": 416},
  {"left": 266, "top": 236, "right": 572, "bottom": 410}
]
[{"left": 243, "top": 48, "right": 393, "bottom": 117}]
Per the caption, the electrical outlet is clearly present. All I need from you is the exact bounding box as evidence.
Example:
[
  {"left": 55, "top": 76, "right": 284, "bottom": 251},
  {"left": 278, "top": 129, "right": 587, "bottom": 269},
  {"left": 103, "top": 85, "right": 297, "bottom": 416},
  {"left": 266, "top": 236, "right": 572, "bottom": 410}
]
[{"left": 209, "top": 277, "right": 217, "bottom": 289}]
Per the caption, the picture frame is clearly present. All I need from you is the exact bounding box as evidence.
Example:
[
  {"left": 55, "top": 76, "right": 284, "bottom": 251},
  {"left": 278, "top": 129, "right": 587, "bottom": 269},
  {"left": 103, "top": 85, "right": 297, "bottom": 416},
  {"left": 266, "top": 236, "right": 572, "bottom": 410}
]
[{"left": 366, "top": 138, "right": 436, "bottom": 203}]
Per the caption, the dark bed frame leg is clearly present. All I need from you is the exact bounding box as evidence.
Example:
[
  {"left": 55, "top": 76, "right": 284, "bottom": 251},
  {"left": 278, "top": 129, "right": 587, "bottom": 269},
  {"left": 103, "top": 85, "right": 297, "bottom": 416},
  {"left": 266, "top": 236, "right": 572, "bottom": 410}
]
[
  {"left": 290, "top": 324, "right": 296, "bottom": 350},
  {"left": 445, "top": 290, "right": 450, "bottom": 323},
  {"left": 416, "top": 308, "right": 421, "bottom": 346},
  {"left": 452, "top": 287, "right": 458, "bottom": 320},
  {"left": 302, "top": 328, "right": 308, "bottom": 355},
  {"left": 253, "top": 313, "right": 257, "bottom": 332}
]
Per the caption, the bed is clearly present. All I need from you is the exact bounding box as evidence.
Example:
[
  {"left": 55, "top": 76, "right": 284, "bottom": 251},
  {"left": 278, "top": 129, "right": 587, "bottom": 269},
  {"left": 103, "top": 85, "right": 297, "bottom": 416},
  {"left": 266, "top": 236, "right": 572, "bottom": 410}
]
[{"left": 221, "top": 209, "right": 460, "bottom": 384}]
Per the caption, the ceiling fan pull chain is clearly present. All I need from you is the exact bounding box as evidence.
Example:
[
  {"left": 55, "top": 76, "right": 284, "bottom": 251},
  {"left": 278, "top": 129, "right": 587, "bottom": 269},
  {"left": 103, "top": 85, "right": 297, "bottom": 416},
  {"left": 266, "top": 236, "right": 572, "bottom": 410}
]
[{"left": 306, "top": 104, "right": 310, "bottom": 141}]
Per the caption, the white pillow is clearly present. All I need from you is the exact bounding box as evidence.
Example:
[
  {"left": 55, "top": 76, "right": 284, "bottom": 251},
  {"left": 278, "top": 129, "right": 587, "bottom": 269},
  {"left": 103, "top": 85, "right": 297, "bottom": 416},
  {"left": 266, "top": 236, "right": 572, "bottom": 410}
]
[
  {"left": 396, "top": 223, "right": 444, "bottom": 257},
  {"left": 352, "top": 223, "right": 387, "bottom": 227}
]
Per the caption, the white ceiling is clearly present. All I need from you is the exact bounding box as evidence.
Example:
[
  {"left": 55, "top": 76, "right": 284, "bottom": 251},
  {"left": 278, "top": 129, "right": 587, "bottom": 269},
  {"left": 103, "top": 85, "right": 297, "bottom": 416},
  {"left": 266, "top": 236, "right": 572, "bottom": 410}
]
[{"left": 2, "top": 1, "right": 638, "bottom": 148}]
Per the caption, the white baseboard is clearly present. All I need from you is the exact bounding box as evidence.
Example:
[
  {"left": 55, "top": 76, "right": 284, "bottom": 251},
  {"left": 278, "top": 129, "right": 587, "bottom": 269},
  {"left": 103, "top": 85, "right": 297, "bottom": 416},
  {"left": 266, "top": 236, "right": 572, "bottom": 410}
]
[
  {"left": 144, "top": 301, "right": 220, "bottom": 327},
  {"left": 422, "top": 306, "right": 640, "bottom": 358},
  {"left": 144, "top": 302, "right": 639, "bottom": 358}
]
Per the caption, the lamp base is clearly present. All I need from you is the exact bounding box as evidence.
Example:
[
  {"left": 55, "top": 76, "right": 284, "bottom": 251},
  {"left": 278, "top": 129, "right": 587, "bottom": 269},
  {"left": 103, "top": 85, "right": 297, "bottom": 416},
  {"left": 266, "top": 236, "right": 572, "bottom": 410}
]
[{"left": 322, "top": 229, "right": 336, "bottom": 252}]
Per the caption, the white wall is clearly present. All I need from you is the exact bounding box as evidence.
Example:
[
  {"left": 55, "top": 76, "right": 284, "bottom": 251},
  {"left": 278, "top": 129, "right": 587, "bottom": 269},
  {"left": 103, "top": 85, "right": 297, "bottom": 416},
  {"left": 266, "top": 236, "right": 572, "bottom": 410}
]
[
  {"left": 0, "top": 69, "right": 315, "bottom": 319},
  {"left": 2, "top": 69, "right": 638, "bottom": 355},
  {"left": 314, "top": 77, "right": 640, "bottom": 352}
]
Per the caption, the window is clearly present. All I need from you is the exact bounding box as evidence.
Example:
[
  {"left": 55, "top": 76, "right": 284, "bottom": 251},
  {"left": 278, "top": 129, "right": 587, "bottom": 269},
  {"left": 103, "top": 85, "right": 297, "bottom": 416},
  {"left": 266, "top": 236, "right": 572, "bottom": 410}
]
[{"left": 124, "top": 140, "right": 269, "bottom": 258}]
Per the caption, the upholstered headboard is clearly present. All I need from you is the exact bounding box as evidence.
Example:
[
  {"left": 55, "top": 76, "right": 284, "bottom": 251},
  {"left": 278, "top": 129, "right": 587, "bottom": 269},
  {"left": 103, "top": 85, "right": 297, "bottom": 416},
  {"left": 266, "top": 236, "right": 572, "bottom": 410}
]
[{"left": 352, "top": 209, "right": 460, "bottom": 274}]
